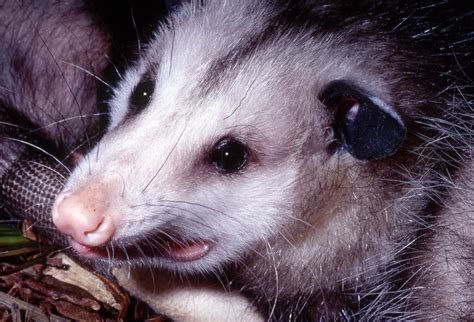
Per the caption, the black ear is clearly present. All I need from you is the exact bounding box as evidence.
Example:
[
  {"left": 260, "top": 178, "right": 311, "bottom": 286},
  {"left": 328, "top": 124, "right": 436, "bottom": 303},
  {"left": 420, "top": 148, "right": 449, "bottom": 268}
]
[{"left": 319, "top": 80, "right": 406, "bottom": 161}]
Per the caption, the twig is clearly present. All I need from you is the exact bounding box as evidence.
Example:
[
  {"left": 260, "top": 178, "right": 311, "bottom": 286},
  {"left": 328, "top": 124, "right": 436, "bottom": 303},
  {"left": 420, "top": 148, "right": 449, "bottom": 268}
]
[{"left": 0, "top": 290, "right": 68, "bottom": 322}]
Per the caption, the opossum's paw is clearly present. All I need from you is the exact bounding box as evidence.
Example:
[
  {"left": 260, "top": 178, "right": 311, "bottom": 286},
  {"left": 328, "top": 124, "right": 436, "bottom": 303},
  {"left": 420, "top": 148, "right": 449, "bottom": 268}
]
[{"left": 113, "top": 267, "right": 264, "bottom": 322}]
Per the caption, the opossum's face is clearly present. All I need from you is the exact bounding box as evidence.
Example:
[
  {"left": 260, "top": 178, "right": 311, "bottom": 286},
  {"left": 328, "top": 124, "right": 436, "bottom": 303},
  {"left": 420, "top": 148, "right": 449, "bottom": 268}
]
[
  {"left": 53, "top": 54, "right": 309, "bottom": 272},
  {"left": 52, "top": 3, "right": 405, "bottom": 273}
]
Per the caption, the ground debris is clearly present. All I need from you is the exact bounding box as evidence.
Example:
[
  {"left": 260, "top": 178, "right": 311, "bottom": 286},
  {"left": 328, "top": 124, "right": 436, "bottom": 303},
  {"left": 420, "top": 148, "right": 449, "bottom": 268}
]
[{"left": 0, "top": 249, "right": 163, "bottom": 321}]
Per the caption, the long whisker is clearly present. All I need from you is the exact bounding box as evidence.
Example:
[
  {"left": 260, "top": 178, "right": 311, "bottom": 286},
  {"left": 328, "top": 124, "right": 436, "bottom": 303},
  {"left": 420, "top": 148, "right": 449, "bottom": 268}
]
[
  {"left": 264, "top": 238, "right": 279, "bottom": 320},
  {"left": 26, "top": 160, "right": 68, "bottom": 182},
  {"left": 0, "top": 84, "right": 79, "bottom": 143},
  {"left": 133, "top": 201, "right": 244, "bottom": 229},
  {"left": 6, "top": 138, "right": 70, "bottom": 174},
  {"left": 29, "top": 113, "right": 106, "bottom": 135},
  {"left": 16, "top": 7, "right": 91, "bottom": 148},
  {"left": 119, "top": 244, "right": 132, "bottom": 279},
  {"left": 129, "top": 2, "right": 141, "bottom": 58},
  {"left": 63, "top": 129, "right": 107, "bottom": 162},
  {"left": 141, "top": 118, "right": 190, "bottom": 192},
  {"left": 62, "top": 62, "right": 113, "bottom": 90},
  {"left": 134, "top": 242, "right": 157, "bottom": 293}
]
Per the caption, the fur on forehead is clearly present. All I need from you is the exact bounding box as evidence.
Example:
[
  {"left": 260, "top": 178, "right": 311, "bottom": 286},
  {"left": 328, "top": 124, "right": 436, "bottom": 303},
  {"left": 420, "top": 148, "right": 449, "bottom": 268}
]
[{"left": 105, "top": 1, "right": 411, "bottom": 155}]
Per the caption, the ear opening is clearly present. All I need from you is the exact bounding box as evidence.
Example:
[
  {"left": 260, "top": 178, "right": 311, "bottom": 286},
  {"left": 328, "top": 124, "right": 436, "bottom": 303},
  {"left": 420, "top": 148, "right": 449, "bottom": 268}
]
[{"left": 319, "top": 80, "right": 406, "bottom": 161}]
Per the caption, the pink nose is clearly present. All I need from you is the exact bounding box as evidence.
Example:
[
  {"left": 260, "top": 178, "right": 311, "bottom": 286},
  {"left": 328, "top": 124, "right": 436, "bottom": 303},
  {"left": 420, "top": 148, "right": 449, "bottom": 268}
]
[{"left": 52, "top": 186, "right": 115, "bottom": 247}]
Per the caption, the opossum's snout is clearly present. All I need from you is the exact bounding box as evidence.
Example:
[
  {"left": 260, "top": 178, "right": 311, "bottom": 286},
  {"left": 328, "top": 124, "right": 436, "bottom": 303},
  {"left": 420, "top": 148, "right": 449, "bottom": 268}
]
[
  {"left": 52, "top": 184, "right": 116, "bottom": 255},
  {"left": 51, "top": 181, "right": 215, "bottom": 264}
]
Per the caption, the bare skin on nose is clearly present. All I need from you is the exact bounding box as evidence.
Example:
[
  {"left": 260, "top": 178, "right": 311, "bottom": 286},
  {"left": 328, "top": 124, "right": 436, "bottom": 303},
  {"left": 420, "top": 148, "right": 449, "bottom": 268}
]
[{"left": 52, "top": 183, "right": 116, "bottom": 255}]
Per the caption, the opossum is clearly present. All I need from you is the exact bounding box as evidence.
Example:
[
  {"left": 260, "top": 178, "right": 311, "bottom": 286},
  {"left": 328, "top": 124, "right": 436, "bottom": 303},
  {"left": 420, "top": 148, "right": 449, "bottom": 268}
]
[
  {"left": 2, "top": 0, "right": 473, "bottom": 320},
  {"left": 52, "top": 0, "right": 473, "bottom": 320}
]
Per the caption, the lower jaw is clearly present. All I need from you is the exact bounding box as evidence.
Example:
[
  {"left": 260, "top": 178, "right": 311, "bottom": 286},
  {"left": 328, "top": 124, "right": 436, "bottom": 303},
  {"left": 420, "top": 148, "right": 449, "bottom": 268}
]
[{"left": 69, "top": 238, "right": 214, "bottom": 263}]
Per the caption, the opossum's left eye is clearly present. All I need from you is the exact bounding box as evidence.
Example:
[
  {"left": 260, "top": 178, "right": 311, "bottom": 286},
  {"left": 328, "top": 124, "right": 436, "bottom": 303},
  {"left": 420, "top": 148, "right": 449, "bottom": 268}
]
[
  {"left": 211, "top": 138, "right": 249, "bottom": 173},
  {"left": 319, "top": 80, "right": 406, "bottom": 161},
  {"left": 130, "top": 80, "right": 155, "bottom": 113}
]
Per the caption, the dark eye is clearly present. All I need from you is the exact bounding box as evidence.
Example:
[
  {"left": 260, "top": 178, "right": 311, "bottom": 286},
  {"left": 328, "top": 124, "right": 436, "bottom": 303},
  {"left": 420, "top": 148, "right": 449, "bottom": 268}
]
[
  {"left": 211, "top": 138, "right": 249, "bottom": 173},
  {"left": 130, "top": 80, "right": 155, "bottom": 113}
]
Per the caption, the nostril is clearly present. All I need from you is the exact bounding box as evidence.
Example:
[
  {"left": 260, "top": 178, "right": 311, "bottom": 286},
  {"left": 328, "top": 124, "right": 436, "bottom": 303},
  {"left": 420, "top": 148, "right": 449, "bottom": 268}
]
[
  {"left": 83, "top": 216, "right": 104, "bottom": 234},
  {"left": 81, "top": 215, "right": 115, "bottom": 246},
  {"left": 52, "top": 189, "right": 116, "bottom": 248}
]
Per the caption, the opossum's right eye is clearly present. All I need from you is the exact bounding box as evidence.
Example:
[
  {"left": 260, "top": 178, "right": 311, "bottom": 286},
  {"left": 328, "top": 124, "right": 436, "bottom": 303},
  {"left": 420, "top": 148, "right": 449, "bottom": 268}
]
[
  {"left": 129, "top": 80, "right": 155, "bottom": 113},
  {"left": 210, "top": 138, "right": 249, "bottom": 173}
]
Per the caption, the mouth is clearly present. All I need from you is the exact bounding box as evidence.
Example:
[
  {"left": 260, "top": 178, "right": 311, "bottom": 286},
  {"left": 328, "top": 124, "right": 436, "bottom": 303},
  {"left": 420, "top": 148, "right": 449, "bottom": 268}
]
[{"left": 69, "top": 237, "right": 214, "bottom": 263}]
